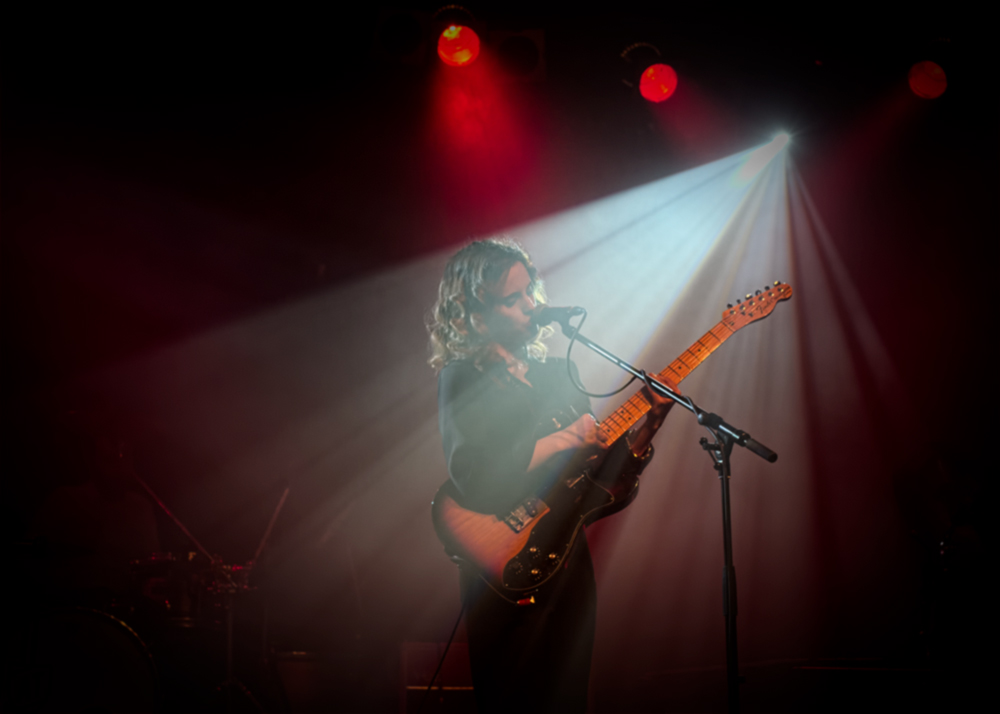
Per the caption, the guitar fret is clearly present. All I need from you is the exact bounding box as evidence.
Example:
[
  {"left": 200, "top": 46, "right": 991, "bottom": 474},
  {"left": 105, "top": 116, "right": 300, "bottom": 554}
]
[
  {"left": 595, "top": 318, "right": 743, "bottom": 445},
  {"left": 711, "top": 324, "right": 734, "bottom": 340},
  {"left": 593, "top": 297, "right": 774, "bottom": 445},
  {"left": 612, "top": 288, "right": 788, "bottom": 463},
  {"left": 678, "top": 352, "right": 699, "bottom": 369},
  {"left": 695, "top": 336, "right": 714, "bottom": 352}
]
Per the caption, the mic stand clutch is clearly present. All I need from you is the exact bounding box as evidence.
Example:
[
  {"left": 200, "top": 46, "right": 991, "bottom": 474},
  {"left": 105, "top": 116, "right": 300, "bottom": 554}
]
[{"left": 554, "top": 317, "right": 777, "bottom": 714}]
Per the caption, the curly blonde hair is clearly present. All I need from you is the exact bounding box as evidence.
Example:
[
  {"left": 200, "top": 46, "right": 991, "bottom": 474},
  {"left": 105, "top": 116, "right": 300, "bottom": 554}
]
[{"left": 427, "top": 237, "right": 552, "bottom": 371}]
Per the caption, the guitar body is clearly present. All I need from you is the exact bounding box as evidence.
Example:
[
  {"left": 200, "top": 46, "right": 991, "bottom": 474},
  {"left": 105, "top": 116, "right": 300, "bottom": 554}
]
[
  {"left": 431, "top": 451, "right": 641, "bottom": 596},
  {"left": 431, "top": 281, "right": 792, "bottom": 600}
]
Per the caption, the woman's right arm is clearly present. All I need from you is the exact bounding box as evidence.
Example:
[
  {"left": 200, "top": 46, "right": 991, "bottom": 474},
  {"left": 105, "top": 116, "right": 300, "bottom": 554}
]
[
  {"left": 439, "top": 364, "right": 606, "bottom": 510},
  {"left": 527, "top": 413, "right": 608, "bottom": 472}
]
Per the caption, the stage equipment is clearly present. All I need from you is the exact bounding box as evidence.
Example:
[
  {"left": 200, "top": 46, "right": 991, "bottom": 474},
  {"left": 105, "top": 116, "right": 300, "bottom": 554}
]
[
  {"left": 127, "top": 456, "right": 290, "bottom": 713},
  {"left": 438, "top": 25, "right": 480, "bottom": 67},
  {"left": 908, "top": 60, "right": 947, "bottom": 99},
  {"left": 374, "top": 7, "right": 542, "bottom": 80},
  {"left": 621, "top": 42, "right": 678, "bottom": 102},
  {"left": 640, "top": 63, "right": 678, "bottom": 103},
  {"left": 433, "top": 6, "right": 481, "bottom": 67}
]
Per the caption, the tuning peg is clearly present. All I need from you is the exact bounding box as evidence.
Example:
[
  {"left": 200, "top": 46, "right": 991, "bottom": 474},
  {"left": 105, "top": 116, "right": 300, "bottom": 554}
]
[
  {"left": 755, "top": 289, "right": 761, "bottom": 295},
  {"left": 773, "top": 280, "right": 780, "bottom": 286},
  {"left": 745, "top": 294, "right": 752, "bottom": 300},
  {"left": 727, "top": 303, "right": 733, "bottom": 308},
  {"left": 736, "top": 299, "right": 741, "bottom": 304}
]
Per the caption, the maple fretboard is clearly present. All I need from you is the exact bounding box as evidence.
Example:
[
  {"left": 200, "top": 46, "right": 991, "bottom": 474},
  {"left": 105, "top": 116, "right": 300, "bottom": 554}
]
[{"left": 597, "top": 281, "right": 793, "bottom": 443}]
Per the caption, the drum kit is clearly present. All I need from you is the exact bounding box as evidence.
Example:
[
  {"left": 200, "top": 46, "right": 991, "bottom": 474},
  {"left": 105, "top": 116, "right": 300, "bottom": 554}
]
[{"left": 9, "top": 459, "right": 292, "bottom": 714}]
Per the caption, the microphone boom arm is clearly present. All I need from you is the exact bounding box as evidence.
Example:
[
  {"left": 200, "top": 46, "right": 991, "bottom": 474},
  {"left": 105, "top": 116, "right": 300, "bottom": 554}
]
[{"left": 557, "top": 320, "right": 776, "bottom": 463}]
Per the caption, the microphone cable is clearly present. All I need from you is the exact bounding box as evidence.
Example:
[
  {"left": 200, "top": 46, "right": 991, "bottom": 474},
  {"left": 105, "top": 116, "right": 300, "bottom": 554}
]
[{"left": 563, "top": 309, "right": 640, "bottom": 398}]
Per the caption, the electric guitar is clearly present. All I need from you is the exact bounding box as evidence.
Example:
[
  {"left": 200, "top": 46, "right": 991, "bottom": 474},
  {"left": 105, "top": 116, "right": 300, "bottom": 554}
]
[{"left": 431, "top": 282, "right": 793, "bottom": 600}]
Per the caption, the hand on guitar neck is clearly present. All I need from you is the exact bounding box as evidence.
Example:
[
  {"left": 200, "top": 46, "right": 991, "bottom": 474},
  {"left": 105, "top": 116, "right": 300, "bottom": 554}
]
[
  {"left": 526, "top": 413, "right": 610, "bottom": 472},
  {"left": 627, "top": 376, "right": 681, "bottom": 458},
  {"left": 526, "top": 375, "right": 680, "bottom": 473}
]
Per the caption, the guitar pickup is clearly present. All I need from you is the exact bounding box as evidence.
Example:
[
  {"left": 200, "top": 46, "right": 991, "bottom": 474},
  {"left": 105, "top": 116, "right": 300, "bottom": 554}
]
[
  {"left": 503, "top": 497, "right": 543, "bottom": 533},
  {"left": 504, "top": 516, "right": 525, "bottom": 532}
]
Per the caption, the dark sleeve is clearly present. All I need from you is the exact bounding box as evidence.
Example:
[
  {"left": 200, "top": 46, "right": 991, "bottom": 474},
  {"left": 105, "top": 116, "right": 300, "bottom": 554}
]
[
  {"left": 564, "top": 358, "right": 594, "bottom": 422},
  {"left": 438, "top": 362, "right": 539, "bottom": 514}
]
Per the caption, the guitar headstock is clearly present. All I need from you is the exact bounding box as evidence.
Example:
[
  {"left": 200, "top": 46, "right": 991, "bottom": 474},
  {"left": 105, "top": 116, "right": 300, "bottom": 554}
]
[{"left": 720, "top": 281, "right": 793, "bottom": 331}]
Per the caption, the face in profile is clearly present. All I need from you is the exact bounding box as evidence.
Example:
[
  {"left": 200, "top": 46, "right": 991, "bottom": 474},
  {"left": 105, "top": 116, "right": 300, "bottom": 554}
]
[{"left": 477, "top": 261, "right": 538, "bottom": 351}]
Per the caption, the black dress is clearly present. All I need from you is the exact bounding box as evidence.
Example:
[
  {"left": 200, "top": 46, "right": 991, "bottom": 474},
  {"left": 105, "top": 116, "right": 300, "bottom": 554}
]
[{"left": 438, "top": 356, "right": 642, "bottom": 714}]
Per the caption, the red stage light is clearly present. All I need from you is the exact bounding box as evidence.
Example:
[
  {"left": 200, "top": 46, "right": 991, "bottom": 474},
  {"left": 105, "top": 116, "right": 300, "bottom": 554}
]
[
  {"left": 639, "top": 63, "right": 678, "bottom": 102},
  {"left": 437, "top": 24, "right": 480, "bottom": 67},
  {"left": 908, "top": 61, "right": 947, "bottom": 99}
]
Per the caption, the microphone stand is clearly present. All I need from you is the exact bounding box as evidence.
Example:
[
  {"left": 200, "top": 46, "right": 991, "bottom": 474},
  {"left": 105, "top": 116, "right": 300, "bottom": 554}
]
[{"left": 553, "top": 316, "right": 777, "bottom": 714}]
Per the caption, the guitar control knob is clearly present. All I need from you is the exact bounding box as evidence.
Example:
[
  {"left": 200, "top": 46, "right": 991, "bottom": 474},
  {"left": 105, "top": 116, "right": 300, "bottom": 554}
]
[
  {"left": 530, "top": 568, "right": 541, "bottom": 579},
  {"left": 509, "top": 561, "right": 523, "bottom": 575},
  {"left": 528, "top": 546, "right": 538, "bottom": 554},
  {"left": 548, "top": 553, "right": 558, "bottom": 561}
]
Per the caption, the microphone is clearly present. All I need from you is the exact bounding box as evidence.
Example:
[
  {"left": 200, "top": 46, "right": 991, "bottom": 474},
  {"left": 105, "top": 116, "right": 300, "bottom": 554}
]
[{"left": 530, "top": 305, "right": 585, "bottom": 329}]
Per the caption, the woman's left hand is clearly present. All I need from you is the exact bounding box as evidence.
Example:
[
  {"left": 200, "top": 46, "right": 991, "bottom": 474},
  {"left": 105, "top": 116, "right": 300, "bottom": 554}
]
[
  {"left": 627, "top": 376, "right": 680, "bottom": 459},
  {"left": 643, "top": 375, "right": 679, "bottom": 424}
]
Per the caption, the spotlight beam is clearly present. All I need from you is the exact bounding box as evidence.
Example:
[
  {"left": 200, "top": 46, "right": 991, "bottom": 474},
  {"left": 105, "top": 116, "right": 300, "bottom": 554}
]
[{"left": 734, "top": 133, "right": 790, "bottom": 186}]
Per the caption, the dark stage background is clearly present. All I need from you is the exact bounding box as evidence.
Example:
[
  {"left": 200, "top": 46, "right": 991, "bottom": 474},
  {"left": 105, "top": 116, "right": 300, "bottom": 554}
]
[{"left": 3, "top": 5, "right": 995, "bottom": 713}]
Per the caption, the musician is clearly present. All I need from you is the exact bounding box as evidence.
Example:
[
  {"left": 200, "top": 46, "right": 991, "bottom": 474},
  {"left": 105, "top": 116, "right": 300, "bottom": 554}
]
[{"left": 429, "top": 238, "right": 676, "bottom": 713}]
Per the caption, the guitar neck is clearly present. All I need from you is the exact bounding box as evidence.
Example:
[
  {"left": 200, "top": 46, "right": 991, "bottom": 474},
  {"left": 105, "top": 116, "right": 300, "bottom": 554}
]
[{"left": 598, "top": 320, "right": 736, "bottom": 443}]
